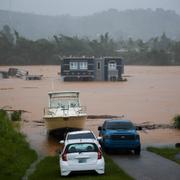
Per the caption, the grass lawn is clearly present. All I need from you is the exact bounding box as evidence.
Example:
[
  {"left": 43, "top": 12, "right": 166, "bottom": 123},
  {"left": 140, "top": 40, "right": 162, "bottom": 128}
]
[
  {"left": 29, "top": 154, "right": 133, "bottom": 180},
  {"left": 147, "top": 146, "right": 180, "bottom": 164},
  {"left": 0, "top": 109, "right": 37, "bottom": 180}
]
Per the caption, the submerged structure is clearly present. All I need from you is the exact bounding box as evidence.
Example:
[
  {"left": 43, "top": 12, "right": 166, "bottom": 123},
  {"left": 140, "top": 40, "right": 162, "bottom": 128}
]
[
  {"left": 61, "top": 57, "right": 124, "bottom": 81},
  {"left": 0, "top": 71, "right": 9, "bottom": 79}
]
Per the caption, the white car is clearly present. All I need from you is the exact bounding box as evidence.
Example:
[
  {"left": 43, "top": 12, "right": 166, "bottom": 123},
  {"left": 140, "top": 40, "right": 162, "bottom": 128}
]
[
  {"left": 60, "top": 130, "right": 97, "bottom": 143},
  {"left": 60, "top": 130, "right": 101, "bottom": 148},
  {"left": 60, "top": 139, "right": 105, "bottom": 176}
]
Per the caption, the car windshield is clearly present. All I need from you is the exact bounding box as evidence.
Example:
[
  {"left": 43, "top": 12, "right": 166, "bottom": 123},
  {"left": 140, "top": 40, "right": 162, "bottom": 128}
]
[
  {"left": 67, "top": 133, "right": 96, "bottom": 140},
  {"left": 66, "top": 143, "right": 98, "bottom": 153},
  {"left": 106, "top": 121, "right": 135, "bottom": 130}
]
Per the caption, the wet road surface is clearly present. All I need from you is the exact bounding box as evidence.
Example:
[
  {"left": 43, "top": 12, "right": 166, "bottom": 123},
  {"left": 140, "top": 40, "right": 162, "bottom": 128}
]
[{"left": 111, "top": 150, "right": 180, "bottom": 180}]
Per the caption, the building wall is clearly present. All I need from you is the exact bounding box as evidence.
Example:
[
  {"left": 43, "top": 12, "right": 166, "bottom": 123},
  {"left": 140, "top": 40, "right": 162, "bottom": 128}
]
[
  {"left": 104, "top": 57, "right": 123, "bottom": 81},
  {"left": 61, "top": 58, "right": 95, "bottom": 81},
  {"left": 61, "top": 57, "right": 124, "bottom": 81},
  {"left": 95, "top": 58, "right": 104, "bottom": 81}
]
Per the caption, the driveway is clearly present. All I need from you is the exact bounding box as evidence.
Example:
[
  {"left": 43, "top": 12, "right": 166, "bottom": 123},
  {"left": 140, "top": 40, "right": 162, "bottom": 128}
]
[{"left": 111, "top": 150, "right": 180, "bottom": 180}]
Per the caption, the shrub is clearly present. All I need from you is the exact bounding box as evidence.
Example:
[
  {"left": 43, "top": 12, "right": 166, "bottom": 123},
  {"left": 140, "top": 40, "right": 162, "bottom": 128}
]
[
  {"left": 173, "top": 115, "right": 180, "bottom": 129},
  {"left": 11, "top": 110, "right": 22, "bottom": 121},
  {"left": 0, "top": 109, "right": 37, "bottom": 180},
  {"left": 0, "top": 109, "right": 8, "bottom": 118}
]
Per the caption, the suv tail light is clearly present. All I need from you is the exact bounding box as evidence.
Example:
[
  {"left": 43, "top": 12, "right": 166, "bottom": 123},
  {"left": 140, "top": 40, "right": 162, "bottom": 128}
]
[
  {"left": 97, "top": 148, "right": 102, "bottom": 159},
  {"left": 62, "top": 150, "right": 67, "bottom": 161}
]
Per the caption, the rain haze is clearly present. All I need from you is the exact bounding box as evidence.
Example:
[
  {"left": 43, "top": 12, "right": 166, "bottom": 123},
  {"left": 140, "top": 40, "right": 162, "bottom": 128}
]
[
  {"left": 1, "top": 1, "right": 180, "bottom": 179},
  {"left": 0, "top": 0, "right": 180, "bottom": 16}
]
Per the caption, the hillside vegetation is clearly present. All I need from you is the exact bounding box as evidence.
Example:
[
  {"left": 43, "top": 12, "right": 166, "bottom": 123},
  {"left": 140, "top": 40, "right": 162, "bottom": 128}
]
[
  {"left": 0, "top": 25, "right": 180, "bottom": 65},
  {"left": 0, "top": 109, "right": 37, "bottom": 180}
]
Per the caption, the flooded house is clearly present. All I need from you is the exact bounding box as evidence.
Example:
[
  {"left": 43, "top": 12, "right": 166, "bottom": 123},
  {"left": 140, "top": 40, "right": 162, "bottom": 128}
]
[{"left": 61, "top": 57, "right": 124, "bottom": 81}]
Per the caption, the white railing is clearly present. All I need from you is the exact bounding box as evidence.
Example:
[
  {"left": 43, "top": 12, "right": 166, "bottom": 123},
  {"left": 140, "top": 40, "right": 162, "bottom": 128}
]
[{"left": 44, "top": 106, "right": 87, "bottom": 117}]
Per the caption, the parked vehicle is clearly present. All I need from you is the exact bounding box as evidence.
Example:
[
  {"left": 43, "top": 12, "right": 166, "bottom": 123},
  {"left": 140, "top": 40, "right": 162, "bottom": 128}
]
[
  {"left": 98, "top": 119, "right": 141, "bottom": 155},
  {"left": 60, "top": 130, "right": 96, "bottom": 143},
  {"left": 60, "top": 130, "right": 101, "bottom": 150},
  {"left": 60, "top": 139, "right": 105, "bottom": 176}
]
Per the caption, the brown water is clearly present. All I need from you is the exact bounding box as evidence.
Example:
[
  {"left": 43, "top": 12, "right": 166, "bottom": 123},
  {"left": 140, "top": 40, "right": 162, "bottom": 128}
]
[{"left": 0, "top": 65, "right": 180, "bottom": 155}]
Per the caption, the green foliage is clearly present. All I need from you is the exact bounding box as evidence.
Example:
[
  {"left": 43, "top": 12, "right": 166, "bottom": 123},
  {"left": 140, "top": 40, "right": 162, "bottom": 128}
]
[
  {"left": 29, "top": 154, "right": 133, "bottom": 180},
  {"left": 173, "top": 115, "right": 180, "bottom": 129},
  {"left": 147, "top": 147, "right": 180, "bottom": 164},
  {"left": 11, "top": 110, "right": 22, "bottom": 121},
  {"left": 0, "top": 109, "right": 37, "bottom": 180},
  {"left": 1, "top": 25, "right": 14, "bottom": 45},
  {"left": 1, "top": 26, "right": 180, "bottom": 65},
  {"left": 0, "top": 109, "right": 7, "bottom": 118}
]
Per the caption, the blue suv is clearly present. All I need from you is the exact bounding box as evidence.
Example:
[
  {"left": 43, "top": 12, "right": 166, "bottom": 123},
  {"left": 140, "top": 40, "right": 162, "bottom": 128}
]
[{"left": 98, "top": 120, "right": 141, "bottom": 155}]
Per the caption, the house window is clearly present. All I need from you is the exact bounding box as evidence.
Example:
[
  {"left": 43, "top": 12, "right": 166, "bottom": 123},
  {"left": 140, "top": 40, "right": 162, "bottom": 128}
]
[
  {"left": 108, "top": 61, "right": 117, "bottom": 70},
  {"left": 70, "top": 62, "right": 78, "bottom": 70},
  {"left": 79, "top": 61, "right": 88, "bottom": 70},
  {"left": 97, "top": 62, "right": 101, "bottom": 69}
]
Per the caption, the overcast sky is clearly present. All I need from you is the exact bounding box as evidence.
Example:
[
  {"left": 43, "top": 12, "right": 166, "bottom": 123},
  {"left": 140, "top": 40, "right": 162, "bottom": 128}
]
[{"left": 0, "top": 0, "right": 180, "bottom": 16}]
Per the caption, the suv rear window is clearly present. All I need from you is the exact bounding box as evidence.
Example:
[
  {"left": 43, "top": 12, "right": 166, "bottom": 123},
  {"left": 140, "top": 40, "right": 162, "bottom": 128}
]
[
  {"left": 66, "top": 143, "right": 98, "bottom": 153},
  {"left": 106, "top": 121, "right": 135, "bottom": 130},
  {"left": 67, "top": 133, "right": 96, "bottom": 140}
]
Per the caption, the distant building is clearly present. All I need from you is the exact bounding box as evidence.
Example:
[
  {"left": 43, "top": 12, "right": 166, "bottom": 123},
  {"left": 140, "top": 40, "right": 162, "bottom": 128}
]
[{"left": 61, "top": 57, "right": 124, "bottom": 81}]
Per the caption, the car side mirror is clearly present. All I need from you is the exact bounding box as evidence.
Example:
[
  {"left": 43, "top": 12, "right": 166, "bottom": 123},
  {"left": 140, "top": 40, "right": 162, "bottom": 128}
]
[
  {"left": 97, "top": 136, "right": 102, "bottom": 141},
  {"left": 98, "top": 126, "right": 102, "bottom": 131},
  {"left": 136, "top": 126, "right": 142, "bottom": 131},
  {"left": 59, "top": 140, "right": 65, "bottom": 144}
]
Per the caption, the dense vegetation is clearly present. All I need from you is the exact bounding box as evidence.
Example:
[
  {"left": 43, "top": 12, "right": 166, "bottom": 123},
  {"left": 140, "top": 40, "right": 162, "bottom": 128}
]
[
  {"left": 147, "top": 147, "right": 180, "bottom": 164},
  {"left": 173, "top": 115, "right": 180, "bottom": 129},
  {"left": 29, "top": 155, "right": 133, "bottom": 180},
  {"left": 11, "top": 110, "right": 22, "bottom": 121},
  {"left": 0, "top": 109, "right": 37, "bottom": 180},
  {"left": 1, "top": 25, "right": 180, "bottom": 65}
]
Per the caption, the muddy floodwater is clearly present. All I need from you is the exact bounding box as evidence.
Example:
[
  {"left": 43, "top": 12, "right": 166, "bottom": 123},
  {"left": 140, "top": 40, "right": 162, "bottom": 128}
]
[{"left": 0, "top": 65, "right": 180, "bottom": 155}]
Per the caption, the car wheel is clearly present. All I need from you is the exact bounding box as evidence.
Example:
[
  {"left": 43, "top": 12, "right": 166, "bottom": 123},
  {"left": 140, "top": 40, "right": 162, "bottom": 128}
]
[{"left": 134, "top": 146, "right": 141, "bottom": 155}]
